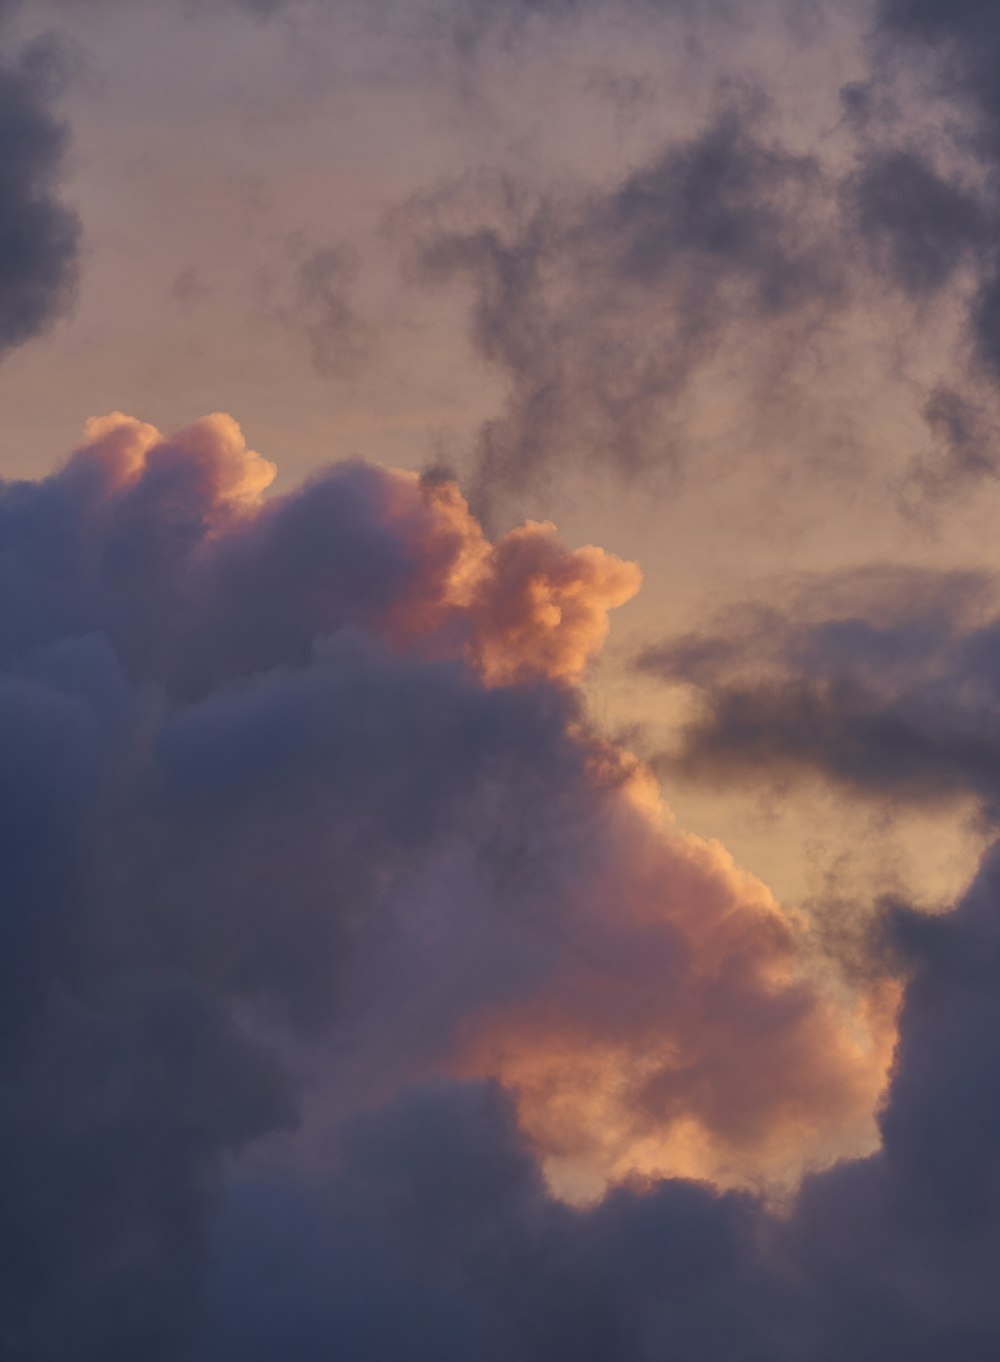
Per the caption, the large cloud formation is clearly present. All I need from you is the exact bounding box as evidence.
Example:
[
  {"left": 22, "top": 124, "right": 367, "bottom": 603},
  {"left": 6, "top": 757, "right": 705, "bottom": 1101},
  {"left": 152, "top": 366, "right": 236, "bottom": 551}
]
[
  {"left": 0, "top": 412, "right": 900, "bottom": 1358},
  {"left": 13, "top": 0, "right": 1000, "bottom": 1353},
  {"left": 190, "top": 851, "right": 1000, "bottom": 1361}
]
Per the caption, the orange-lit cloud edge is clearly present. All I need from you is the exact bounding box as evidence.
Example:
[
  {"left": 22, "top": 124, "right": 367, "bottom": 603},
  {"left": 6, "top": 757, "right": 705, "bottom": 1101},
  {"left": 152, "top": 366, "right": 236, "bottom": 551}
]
[{"left": 77, "top": 409, "right": 902, "bottom": 1205}]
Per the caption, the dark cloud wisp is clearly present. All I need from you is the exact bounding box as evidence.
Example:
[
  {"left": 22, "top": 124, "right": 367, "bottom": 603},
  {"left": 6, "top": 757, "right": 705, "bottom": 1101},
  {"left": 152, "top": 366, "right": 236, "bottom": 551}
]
[
  {"left": 637, "top": 569, "right": 1000, "bottom": 818},
  {"left": 0, "top": 37, "right": 79, "bottom": 354},
  {"left": 400, "top": 101, "right": 842, "bottom": 510}
]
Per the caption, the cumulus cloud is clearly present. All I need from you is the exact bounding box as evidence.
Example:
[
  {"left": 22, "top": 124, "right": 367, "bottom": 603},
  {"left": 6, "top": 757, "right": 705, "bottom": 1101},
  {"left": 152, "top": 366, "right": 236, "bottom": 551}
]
[
  {"left": 0, "top": 412, "right": 901, "bottom": 1357},
  {"left": 13, "top": 0, "right": 1000, "bottom": 1351},
  {"left": 187, "top": 847, "right": 1000, "bottom": 1359}
]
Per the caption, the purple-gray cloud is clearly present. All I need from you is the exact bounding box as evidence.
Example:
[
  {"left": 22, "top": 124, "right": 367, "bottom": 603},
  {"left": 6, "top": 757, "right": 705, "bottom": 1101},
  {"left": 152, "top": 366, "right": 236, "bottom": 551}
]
[
  {"left": 11, "top": 1, "right": 1000, "bottom": 1356},
  {"left": 187, "top": 847, "right": 1000, "bottom": 1361},
  {"left": 636, "top": 565, "right": 1000, "bottom": 820},
  {"left": 0, "top": 412, "right": 903, "bottom": 1359},
  {"left": 0, "top": 30, "right": 78, "bottom": 354},
  {"left": 396, "top": 96, "right": 843, "bottom": 511}
]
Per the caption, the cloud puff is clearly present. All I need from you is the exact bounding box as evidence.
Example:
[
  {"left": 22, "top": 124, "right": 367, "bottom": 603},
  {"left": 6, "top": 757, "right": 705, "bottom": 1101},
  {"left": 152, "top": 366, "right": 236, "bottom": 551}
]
[{"left": 44, "top": 413, "right": 637, "bottom": 695}]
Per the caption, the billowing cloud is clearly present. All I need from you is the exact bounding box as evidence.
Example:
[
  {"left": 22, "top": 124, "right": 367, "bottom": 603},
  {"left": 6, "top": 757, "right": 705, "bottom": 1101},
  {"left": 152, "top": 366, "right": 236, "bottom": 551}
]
[
  {"left": 12, "top": 0, "right": 1000, "bottom": 1352},
  {"left": 187, "top": 846, "right": 1000, "bottom": 1360},
  {"left": 0, "top": 412, "right": 898, "bottom": 1357}
]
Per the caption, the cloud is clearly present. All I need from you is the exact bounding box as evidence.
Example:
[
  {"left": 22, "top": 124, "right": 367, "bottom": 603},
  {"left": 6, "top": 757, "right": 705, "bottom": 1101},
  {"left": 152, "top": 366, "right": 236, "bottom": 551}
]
[
  {"left": 47, "top": 413, "right": 637, "bottom": 695},
  {"left": 904, "top": 385, "right": 1000, "bottom": 499},
  {"left": 0, "top": 34, "right": 79, "bottom": 355},
  {"left": 13, "top": 1, "right": 1000, "bottom": 1351},
  {"left": 337, "top": 3, "right": 1000, "bottom": 509},
  {"left": 191, "top": 1080, "right": 770, "bottom": 1362},
  {"left": 877, "top": 0, "right": 1000, "bottom": 155},
  {"left": 0, "top": 411, "right": 901, "bottom": 1357},
  {"left": 397, "top": 98, "right": 842, "bottom": 510},
  {"left": 843, "top": 149, "right": 989, "bottom": 297},
  {"left": 850, "top": 2, "right": 1000, "bottom": 476},
  {"left": 637, "top": 565, "right": 1000, "bottom": 820},
  {"left": 184, "top": 847, "right": 1000, "bottom": 1359},
  {"left": 275, "top": 241, "right": 374, "bottom": 381}
]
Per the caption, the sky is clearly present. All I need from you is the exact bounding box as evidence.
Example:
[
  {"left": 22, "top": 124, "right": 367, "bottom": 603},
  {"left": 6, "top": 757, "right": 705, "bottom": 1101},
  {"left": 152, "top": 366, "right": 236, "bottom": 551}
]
[{"left": 5, "top": 0, "right": 1000, "bottom": 1357}]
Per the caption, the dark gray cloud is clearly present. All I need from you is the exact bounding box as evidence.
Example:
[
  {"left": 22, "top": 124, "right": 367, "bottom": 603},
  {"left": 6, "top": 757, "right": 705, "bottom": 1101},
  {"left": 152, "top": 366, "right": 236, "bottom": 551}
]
[
  {"left": 780, "top": 858, "right": 1000, "bottom": 1361},
  {"left": 636, "top": 567, "right": 1000, "bottom": 818},
  {"left": 400, "top": 100, "right": 841, "bottom": 510},
  {"left": 844, "top": 149, "right": 989, "bottom": 297},
  {"left": 0, "top": 415, "right": 602, "bottom": 1358},
  {"left": 191, "top": 1080, "right": 770, "bottom": 1362},
  {"left": 381, "top": 1, "right": 1000, "bottom": 508},
  {"left": 0, "top": 632, "right": 297, "bottom": 1360},
  {"left": 0, "top": 410, "right": 912, "bottom": 1359},
  {"left": 835, "top": 136, "right": 1000, "bottom": 498},
  {"left": 818, "top": 4, "right": 1000, "bottom": 499},
  {"left": 878, "top": 0, "right": 1000, "bottom": 156},
  {"left": 0, "top": 37, "right": 79, "bottom": 355},
  {"left": 863, "top": 2, "right": 1000, "bottom": 430},
  {"left": 10, "top": 412, "right": 1000, "bottom": 1362}
]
